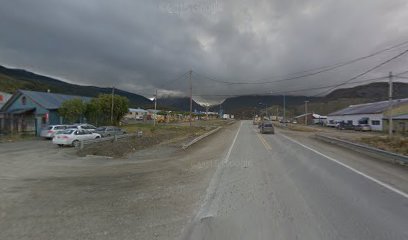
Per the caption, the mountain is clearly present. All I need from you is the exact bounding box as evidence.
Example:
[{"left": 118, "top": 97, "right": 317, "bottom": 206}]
[
  {"left": 325, "top": 82, "right": 408, "bottom": 100},
  {"left": 213, "top": 95, "right": 321, "bottom": 118},
  {"left": 0, "top": 65, "right": 152, "bottom": 107},
  {"left": 217, "top": 82, "right": 408, "bottom": 118},
  {"left": 157, "top": 97, "right": 205, "bottom": 112}
]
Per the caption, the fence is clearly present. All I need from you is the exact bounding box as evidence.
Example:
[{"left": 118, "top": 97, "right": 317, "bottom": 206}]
[{"left": 77, "top": 131, "right": 143, "bottom": 150}]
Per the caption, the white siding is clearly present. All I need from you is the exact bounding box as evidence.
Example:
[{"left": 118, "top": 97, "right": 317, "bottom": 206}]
[{"left": 327, "top": 113, "right": 384, "bottom": 131}]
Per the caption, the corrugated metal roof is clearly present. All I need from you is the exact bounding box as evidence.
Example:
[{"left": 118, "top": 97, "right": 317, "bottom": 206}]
[
  {"left": 328, "top": 98, "right": 408, "bottom": 116},
  {"left": 20, "top": 90, "right": 92, "bottom": 109}
]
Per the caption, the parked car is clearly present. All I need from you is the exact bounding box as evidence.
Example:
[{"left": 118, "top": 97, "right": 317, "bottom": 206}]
[
  {"left": 94, "top": 126, "right": 127, "bottom": 137},
  {"left": 355, "top": 124, "right": 371, "bottom": 131},
  {"left": 336, "top": 122, "right": 355, "bottom": 130},
  {"left": 67, "top": 124, "right": 97, "bottom": 132},
  {"left": 260, "top": 121, "right": 275, "bottom": 134},
  {"left": 52, "top": 129, "right": 101, "bottom": 147},
  {"left": 40, "top": 125, "right": 67, "bottom": 139}
]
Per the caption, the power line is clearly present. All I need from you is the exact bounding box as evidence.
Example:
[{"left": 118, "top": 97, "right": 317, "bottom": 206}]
[
  {"left": 193, "top": 75, "right": 388, "bottom": 97},
  {"left": 311, "top": 48, "right": 408, "bottom": 97},
  {"left": 192, "top": 39, "right": 408, "bottom": 85}
]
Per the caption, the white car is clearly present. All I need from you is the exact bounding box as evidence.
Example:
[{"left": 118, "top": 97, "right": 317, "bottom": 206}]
[
  {"left": 40, "top": 125, "right": 67, "bottom": 139},
  {"left": 67, "top": 124, "right": 97, "bottom": 132},
  {"left": 52, "top": 129, "right": 101, "bottom": 147}
]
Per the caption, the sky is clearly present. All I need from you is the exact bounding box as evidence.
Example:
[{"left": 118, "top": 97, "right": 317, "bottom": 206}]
[{"left": 1, "top": 0, "right": 408, "bottom": 103}]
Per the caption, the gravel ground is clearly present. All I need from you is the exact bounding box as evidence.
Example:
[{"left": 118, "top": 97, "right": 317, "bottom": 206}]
[{"left": 0, "top": 123, "right": 240, "bottom": 240}]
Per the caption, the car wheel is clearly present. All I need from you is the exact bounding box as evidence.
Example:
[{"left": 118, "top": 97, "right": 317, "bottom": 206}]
[
  {"left": 72, "top": 140, "right": 80, "bottom": 148},
  {"left": 58, "top": 144, "right": 63, "bottom": 147},
  {"left": 95, "top": 136, "right": 100, "bottom": 139}
]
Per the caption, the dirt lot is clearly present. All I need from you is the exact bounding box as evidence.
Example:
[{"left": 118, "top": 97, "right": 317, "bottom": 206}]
[{"left": 0, "top": 122, "right": 239, "bottom": 240}]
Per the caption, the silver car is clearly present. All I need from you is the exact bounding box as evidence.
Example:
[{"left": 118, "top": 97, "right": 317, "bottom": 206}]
[
  {"left": 40, "top": 125, "right": 67, "bottom": 139},
  {"left": 94, "top": 126, "right": 127, "bottom": 137},
  {"left": 260, "top": 121, "right": 275, "bottom": 134}
]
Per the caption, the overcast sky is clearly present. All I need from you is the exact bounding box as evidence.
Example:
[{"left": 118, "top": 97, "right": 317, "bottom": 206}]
[{"left": 1, "top": 0, "right": 408, "bottom": 103}]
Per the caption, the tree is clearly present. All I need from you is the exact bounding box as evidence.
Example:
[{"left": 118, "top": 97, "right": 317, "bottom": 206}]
[
  {"left": 88, "top": 94, "right": 129, "bottom": 125},
  {"left": 85, "top": 98, "right": 102, "bottom": 126},
  {"left": 59, "top": 98, "right": 87, "bottom": 123}
]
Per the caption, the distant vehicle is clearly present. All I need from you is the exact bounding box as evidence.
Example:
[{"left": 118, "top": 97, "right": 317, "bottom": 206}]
[
  {"left": 326, "top": 120, "right": 338, "bottom": 128},
  {"left": 52, "top": 129, "right": 101, "bottom": 147},
  {"left": 94, "top": 126, "right": 126, "bottom": 137},
  {"left": 67, "top": 124, "right": 97, "bottom": 132},
  {"left": 336, "top": 122, "right": 355, "bottom": 130},
  {"left": 355, "top": 124, "right": 371, "bottom": 131},
  {"left": 260, "top": 121, "right": 275, "bottom": 134},
  {"left": 40, "top": 125, "right": 67, "bottom": 139}
]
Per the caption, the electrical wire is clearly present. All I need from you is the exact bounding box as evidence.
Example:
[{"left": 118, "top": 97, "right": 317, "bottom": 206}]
[
  {"left": 192, "top": 39, "right": 408, "bottom": 85},
  {"left": 311, "top": 48, "right": 408, "bottom": 97}
]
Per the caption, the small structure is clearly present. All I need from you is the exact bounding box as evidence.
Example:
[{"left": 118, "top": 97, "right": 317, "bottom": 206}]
[
  {"left": 0, "top": 90, "right": 91, "bottom": 135},
  {"left": 294, "top": 113, "right": 326, "bottom": 125},
  {"left": 327, "top": 98, "right": 408, "bottom": 131},
  {"left": 125, "top": 108, "right": 148, "bottom": 120}
]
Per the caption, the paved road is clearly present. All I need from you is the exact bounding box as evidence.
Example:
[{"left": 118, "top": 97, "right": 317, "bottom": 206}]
[{"left": 183, "top": 121, "right": 408, "bottom": 240}]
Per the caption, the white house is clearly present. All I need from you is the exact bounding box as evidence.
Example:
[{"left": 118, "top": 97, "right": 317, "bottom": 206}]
[
  {"left": 125, "top": 108, "right": 148, "bottom": 120},
  {"left": 327, "top": 98, "right": 408, "bottom": 131}
]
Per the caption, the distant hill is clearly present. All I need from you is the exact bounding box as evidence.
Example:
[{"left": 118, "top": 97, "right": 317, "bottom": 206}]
[
  {"left": 157, "top": 96, "right": 205, "bottom": 112},
  {"left": 217, "top": 82, "right": 408, "bottom": 118},
  {"left": 0, "top": 65, "right": 153, "bottom": 108},
  {"left": 325, "top": 82, "right": 408, "bottom": 100}
]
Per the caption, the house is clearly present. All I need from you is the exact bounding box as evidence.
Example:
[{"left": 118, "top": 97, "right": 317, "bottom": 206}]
[
  {"left": 294, "top": 113, "right": 326, "bottom": 125},
  {"left": 327, "top": 98, "right": 408, "bottom": 131},
  {"left": 0, "top": 91, "right": 12, "bottom": 109},
  {"left": 125, "top": 108, "right": 148, "bottom": 120},
  {"left": 0, "top": 90, "right": 91, "bottom": 135}
]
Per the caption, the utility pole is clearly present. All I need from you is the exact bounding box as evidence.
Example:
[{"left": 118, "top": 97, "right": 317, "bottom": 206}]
[
  {"left": 265, "top": 104, "right": 268, "bottom": 120},
  {"left": 154, "top": 89, "right": 158, "bottom": 127},
  {"left": 189, "top": 70, "right": 193, "bottom": 127},
  {"left": 283, "top": 95, "right": 286, "bottom": 124},
  {"left": 111, "top": 86, "right": 115, "bottom": 124},
  {"left": 304, "top": 100, "right": 309, "bottom": 125},
  {"left": 388, "top": 72, "right": 393, "bottom": 137}
]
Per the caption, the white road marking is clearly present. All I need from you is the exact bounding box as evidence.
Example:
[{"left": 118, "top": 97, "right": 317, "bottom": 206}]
[
  {"left": 223, "top": 121, "right": 243, "bottom": 164},
  {"left": 280, "top": 134, "right": 408, "bottom": 200}
]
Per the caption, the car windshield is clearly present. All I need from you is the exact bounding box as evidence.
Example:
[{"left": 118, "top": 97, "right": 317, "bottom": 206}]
[{"left": 95, "top": 127, "right": 106, "bottom": 131}]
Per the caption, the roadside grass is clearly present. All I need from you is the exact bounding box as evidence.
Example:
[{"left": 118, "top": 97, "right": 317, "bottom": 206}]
[
  {"left": 79, "top": 122, "right": 212, "bottom": 158},
  {"left": 284, "top": 123, "right": 322, "bottom": 132},
  {"left": 359, "top": 136, "right": 408, "bottom": 156}
]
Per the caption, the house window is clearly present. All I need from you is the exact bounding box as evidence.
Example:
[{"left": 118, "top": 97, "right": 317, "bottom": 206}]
[
  {"left": 371, "top": 120, "right": 380, "bottom": 125},
  {"left": 21, "top": 96, "right": 27, "bottom": 105}
]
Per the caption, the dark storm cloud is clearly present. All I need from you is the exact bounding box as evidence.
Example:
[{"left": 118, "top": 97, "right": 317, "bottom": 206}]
[{"left": 1, "top": 0, "right": 408, "bottom": 103}]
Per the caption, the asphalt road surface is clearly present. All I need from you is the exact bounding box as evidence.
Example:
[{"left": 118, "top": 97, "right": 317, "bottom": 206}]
[{"left": 182, "top": 121, "right": 408, "bottom": 240}]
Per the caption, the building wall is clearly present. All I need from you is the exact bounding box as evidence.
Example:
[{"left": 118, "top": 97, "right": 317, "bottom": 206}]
[{"left": 327, "top": 113, "right": 384, "bottom": 131}]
